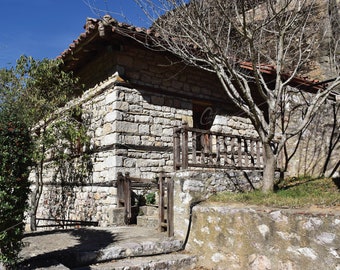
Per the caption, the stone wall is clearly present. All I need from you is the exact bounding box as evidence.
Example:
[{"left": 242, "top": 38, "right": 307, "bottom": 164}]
[
  {"left": 172, "top": 170, "right": 263, "bottom": 239},
  {"left": 32, "top": 72, "right": 257, "bottom": 226},
  {"left": 187, "top": 203, "right": 340, "bottom": 270},
  {"left": 279, "top": 90, "right": 339, "bottom": 178}
]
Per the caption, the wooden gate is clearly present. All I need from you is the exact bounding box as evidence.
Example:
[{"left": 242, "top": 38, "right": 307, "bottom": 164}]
[{"left": 117, "top": 172, "right": 174, "bottom": 236}]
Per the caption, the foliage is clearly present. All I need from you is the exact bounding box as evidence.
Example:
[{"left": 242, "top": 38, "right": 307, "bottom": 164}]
[
  {"left": 0, "top": 55, "right": 90, "bottom": 232},
  {"left": 0, "top": 117, "right": 32, "bottom": 268},
  {"left": 145, "top": 192, "right": 156, "bottom": 205},
  {"left": 209, "top": 176, "right": 340, "bottom": 208},
  {"left": 0, "top": 56, "right": 79, "bottom": 127},
  {"left": 43, "top": 111, "right": 93, "bottom": 221}
]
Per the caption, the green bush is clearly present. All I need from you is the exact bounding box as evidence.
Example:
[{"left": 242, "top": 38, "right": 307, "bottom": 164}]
[
  {"left": 145, "top": 192, "right": 156, "bottom": 205},
  {"left": 0, "top": 117, "right": 32, "bottom": 268}
]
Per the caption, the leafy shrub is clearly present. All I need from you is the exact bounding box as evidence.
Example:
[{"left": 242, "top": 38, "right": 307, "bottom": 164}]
[
  {"left": 0, "top": 117, "right": 32, "bottom": 268},
  {"left": 145, "top": 192, "right": 156, "bottom": 205}
]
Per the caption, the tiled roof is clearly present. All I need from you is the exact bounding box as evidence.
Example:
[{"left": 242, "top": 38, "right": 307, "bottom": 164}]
[
  {"left": 59, "top": 16, "right": 335, "bottom": 98},
  {"left": 59, "top": 17, "right": 154, "bottom": 61}
]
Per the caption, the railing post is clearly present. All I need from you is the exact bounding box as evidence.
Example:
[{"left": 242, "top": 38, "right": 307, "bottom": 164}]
[
  {"left": 192, "top": 131, "right": 197, "bottom": 164},
  {"left": 237, "top": 137, "right": 242, "bottom": 167},
  {"left": 244, "top": 139, "right": 249, "bottom": 168},
  {"left": 181, "top": 122, "right": 189, "bottom": 169},
  {"left": 173, "top": 127, "right": 181, "bottom": 170},
  {"left": 158, "top": 173, "right": 166, "bottom": 232},
  {"left": 256, "top": 140, "right": 262, "bottom": 168},
  {"left": 216, "top": 135, "right": 220, "bottom": 165},
  {"left": 167, "top": 177, "right": 174, "bottom": 237}
]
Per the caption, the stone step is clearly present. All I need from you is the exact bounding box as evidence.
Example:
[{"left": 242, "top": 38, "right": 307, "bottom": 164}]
[
  {"left": 136, "top": 215, "right": 159, "bottom": 228},
  {"left": 139, "top": 205, "right": 159, "bottom": 216},
  {"left": 74, "top": 253, "right": 197, "bottom": 270},
  {"left": 19, "top": 226, "right": 183, "bottom": 269},
  {"left": 70, "top": 237, "right": 183, "bottom": 269}
]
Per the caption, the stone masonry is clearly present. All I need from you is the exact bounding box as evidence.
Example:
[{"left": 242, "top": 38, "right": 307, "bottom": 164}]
[{"left": 33, "top": 72, "right": 257, "bottom": 227}]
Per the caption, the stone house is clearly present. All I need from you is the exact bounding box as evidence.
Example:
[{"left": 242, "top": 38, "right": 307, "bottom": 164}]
[{"left": 33, "top": 12, "right": 338, "bottom": 228}]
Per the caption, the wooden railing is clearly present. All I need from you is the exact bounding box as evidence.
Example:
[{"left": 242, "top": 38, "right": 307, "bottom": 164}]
[
  {"left": 173, "top": 122, "right": 265, "bottom": 171},
  {"left": 36, "top": 218, "right": 98, "bottom": 229}
]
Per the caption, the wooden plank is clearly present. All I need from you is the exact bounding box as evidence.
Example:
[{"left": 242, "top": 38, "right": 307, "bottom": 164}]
[
  {"left": 216, "top": 135, "right": 220, "bottom": 165},
  {"left": 250, "top": 140, "right": 255, "bottom": 166},
  {"left": 244, "top": 139, "right": 249, "bottom": 168},
  {"left": 256, "top": 141, "right": 261, "bottom": 167},
  {"left": 192, "top": 131, "right": 197, "bottom": 164},
  {"left": 173, "top": 128, "right": 181, "bottom": 170},
  {"left": 167, "top": 178, "right": 174, "bottom": 237},
  {"left": 224, "top": 137, "right": 230, "bottom": 165},
  {"left": 124, "top": 172, "right": 132, "bottom": 225},
  {"left": 158, "top": 174, "right": 165, "bottom": 232},
  {"left": 117, "top": 172, "right": 124, "bottom": 207},
  {"left": 182, "top": 123, "right": 189, "bottom": 169},
  {"left": 208, "top": 134, "right": 213, "bottom": 164},
  {"left": 238, "top": 137, "right": 242, "bottom": 167}
]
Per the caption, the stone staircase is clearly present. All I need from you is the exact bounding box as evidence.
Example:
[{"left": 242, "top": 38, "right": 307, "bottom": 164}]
[
  {"left": 20, "top": 221, "right": 196, "bottom": 270},
  {"left": 136, "top": 205, "right": 160, "bottom": 229},
  {"left": 75, "top": 253, "right": 197, "bottom": 270},
  {"left": 71, "top": 222, "right": 196, "bottom": 270}
]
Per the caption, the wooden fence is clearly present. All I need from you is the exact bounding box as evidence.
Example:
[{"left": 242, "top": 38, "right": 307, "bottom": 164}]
[
  {"left": 174, "top": 122, "right": 265, "bottom": 171},
  {"left": 36, "top": 218, "right": 98, "bottom": 229}
]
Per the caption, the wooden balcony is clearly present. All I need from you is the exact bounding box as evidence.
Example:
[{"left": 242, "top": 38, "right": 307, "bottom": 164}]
[{"left": 173, "top": 123, "right": 265, "bottom": 171}]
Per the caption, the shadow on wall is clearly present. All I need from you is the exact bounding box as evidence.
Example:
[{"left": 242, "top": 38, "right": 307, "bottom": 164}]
[{"left": 18, "top": 228, "right": 116, "bottom": 269}]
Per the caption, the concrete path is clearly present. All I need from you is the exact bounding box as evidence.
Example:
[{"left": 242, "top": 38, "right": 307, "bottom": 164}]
[{"left": 18, "top": 226, "right": 195, "bottom": 269}]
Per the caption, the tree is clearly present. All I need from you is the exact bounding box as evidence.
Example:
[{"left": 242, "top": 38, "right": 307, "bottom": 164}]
[
  {"left": 133, "top": 0, "right": 340, "bottom": 192},
  {"left": 0, "top": 117, "right": 32, "bottom": 269},
  {"left": 0, "top": 56, "right": 86, "bottom": 231},
  {"left": 0, "top": 68, "right": 33, "bottom": 269}
]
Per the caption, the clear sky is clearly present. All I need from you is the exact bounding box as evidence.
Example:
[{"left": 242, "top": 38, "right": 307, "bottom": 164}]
[{"left": 0, "top": 0, "right": 149, "bottom": 68}]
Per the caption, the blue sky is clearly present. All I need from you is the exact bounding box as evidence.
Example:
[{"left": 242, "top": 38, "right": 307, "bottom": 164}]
[{"left": 0, "top": 0, "right": 149, "bottom": 68}]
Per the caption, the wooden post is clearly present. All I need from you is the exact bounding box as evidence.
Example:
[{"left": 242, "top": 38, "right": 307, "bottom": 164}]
[
  {"left": 237, "top": 137, "right": 242, "bottom": 167},
  {"left": 216, "top": 135, "right": 220, "bottom": 165},
  {"left": 124, "top": 172, "right": 131, "bottom": 225},
  {"left": 208, "top": 133, "right": 213, "bottom": 164},
  {"left": 173, "top": 128, "right": 181, "bottom": 170},
  {"left": 117, "top": 172, "right": 124, "bottom": 207},
  {"left": 256, "top": 140, "right": 262, "bottom": 168},
  {"left": 250, "top": 139, "right": 255, "bottom": 167},
  {"left": 167, "top": 177, "right": 174, "bottom": 237},
  {"left": 158, "top": 173, "right": 166, "bottom": 232},
  {"left": 244, "top": 139, "right": 249, "bottom": 168},
  {"left": 192, "top": 131, "right": 197, "bottom": 164},
  {"left": 181, "top": 122, "right": 189, "bottom": 169}
]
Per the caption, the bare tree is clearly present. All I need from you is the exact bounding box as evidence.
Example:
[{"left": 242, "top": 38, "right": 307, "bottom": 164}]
[
  {"left": 132, "top": 0, "right": 339, "bottom": 192},
  {"left": 321, "top": 102, "right": 340, "bottom": 177}
]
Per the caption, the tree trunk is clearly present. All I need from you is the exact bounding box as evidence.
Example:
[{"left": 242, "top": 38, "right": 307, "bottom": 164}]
[
  {"left": 29, "top": 183, "right": 39, "bottom": 231},
  {"left": 30, "top": 167, "right": 43, "bottom": 231},
  {"left": 262, "top": 142, "right": 276, "bottom": 193}
]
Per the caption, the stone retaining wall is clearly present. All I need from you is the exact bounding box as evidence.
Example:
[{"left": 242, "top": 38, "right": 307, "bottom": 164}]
[
  {"left": 172, "top": 170, "right": 264, "bottom": 239},
  {"left": 187, "top": 203, "right": 340, "bottom": 270}
]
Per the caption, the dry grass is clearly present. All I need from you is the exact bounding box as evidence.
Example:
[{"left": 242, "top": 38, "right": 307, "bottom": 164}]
[{"left": 209, "top": 177, "right": 340, "bottom": 208}]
